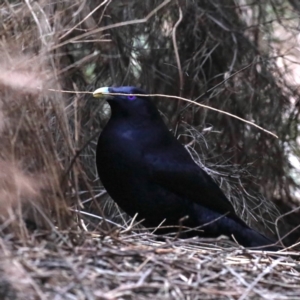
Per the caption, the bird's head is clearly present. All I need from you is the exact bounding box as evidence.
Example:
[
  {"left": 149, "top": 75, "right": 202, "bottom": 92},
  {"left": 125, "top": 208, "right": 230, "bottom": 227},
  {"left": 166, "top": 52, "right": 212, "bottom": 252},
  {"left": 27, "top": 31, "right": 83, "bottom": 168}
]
[{"left": 93, "top": 86, "right": 160, "bottom": 119}]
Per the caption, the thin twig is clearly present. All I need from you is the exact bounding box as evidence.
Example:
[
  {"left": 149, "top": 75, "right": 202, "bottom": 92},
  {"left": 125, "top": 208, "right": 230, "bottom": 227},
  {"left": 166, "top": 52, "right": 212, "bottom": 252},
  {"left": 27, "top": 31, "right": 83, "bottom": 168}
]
[
  {"left": 51, "top": 0, "right": 172, "bottom": 50},
  {"left": 47, "top": 89, "right": 278, "bottom": 138},
  {"left": 172, "top": 3, "right": 184, "bottom": 96}
]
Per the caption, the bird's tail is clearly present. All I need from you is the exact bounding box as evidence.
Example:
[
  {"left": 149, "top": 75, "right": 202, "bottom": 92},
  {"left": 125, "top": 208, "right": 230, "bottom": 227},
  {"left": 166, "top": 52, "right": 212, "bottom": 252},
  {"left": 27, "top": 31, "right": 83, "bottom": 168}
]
[{"left": 234, "top": 227, "right": 280, "bottom": 251}]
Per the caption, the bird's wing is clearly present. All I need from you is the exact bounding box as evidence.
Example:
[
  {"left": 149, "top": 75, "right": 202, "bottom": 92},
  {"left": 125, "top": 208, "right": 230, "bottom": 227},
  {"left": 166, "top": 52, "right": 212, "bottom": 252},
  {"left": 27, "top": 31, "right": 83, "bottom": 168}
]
[{"left": 145, "top": 152, "right": 242, "bottom": 222}]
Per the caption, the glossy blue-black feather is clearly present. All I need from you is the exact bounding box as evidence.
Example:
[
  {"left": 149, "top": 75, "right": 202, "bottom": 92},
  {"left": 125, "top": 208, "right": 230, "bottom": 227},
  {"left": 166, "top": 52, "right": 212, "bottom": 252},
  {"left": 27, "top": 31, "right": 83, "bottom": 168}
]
[{"left": 96, "top": 86, "right": 278, "bottom": 250}]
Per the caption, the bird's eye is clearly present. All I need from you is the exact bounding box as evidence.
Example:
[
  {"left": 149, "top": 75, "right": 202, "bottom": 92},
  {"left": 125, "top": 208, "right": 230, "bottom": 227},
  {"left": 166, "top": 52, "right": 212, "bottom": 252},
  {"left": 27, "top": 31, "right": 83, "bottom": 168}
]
[{"left": 127, "top": 95, "right": 136, "bottom": 101}]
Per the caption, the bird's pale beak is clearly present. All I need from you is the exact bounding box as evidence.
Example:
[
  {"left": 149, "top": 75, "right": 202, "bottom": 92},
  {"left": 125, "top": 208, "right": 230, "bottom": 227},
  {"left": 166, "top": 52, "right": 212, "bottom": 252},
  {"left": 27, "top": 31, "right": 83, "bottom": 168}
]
[{"left": 93, "top": 87, "right": 110, "bottom": 98}]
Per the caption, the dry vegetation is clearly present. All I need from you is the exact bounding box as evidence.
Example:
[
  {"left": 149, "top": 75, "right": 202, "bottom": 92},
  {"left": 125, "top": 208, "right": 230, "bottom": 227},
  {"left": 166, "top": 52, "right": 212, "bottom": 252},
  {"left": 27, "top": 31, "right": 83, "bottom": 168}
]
[
  {"left": 0, "top": 0, "right": 300, "bottom": 299},
  {"left": 1, "top": 233, "right": 299, "bottom": 300}
]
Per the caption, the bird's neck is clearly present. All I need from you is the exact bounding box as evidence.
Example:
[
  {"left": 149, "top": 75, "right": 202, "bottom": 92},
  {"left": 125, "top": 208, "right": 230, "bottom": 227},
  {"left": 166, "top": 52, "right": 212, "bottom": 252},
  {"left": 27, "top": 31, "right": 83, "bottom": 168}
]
[
  {"left": 104, "top": 115, "right": 171, "bottom": 148},
  {"left": 110, "top": 110, "right": 163, "bottom": 127},
  {"left": 108, "top": 114, "right": 163, "bottom": 132}
]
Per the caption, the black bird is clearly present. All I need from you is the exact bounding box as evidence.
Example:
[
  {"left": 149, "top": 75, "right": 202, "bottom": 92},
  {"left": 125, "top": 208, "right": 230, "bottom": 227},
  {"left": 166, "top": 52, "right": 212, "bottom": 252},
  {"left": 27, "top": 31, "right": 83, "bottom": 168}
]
[{"left": 93, "top": 86, "right": 278, "bottom": 250}]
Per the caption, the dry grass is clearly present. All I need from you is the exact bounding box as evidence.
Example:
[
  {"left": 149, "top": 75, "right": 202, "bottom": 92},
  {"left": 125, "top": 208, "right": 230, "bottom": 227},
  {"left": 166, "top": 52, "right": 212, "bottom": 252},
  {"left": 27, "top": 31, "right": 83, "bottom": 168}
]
[
  {"left": 0, "top": 0, "right": 300, "bottom": 299},
  {"left": 0, "top": 231, "right": 299, "bottom": 300}
]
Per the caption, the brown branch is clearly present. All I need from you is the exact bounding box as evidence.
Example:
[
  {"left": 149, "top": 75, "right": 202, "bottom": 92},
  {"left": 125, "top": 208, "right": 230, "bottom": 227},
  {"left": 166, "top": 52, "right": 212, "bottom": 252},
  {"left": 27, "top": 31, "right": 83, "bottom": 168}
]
[{"left": 53, "top": 0, "right": 172, "bottom": 50}]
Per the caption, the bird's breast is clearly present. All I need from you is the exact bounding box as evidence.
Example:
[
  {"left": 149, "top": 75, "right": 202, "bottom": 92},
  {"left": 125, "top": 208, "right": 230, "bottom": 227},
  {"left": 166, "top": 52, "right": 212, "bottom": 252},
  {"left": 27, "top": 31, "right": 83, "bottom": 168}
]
[{"left": 97, "top": 125, "right": 145, "bottom": 169}]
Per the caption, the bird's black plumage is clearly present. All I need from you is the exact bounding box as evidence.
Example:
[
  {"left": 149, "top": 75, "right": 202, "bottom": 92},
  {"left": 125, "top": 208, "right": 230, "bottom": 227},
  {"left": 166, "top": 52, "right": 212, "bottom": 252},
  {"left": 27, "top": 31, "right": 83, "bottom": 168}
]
[{"left": 94, "top": 86, "right": 278, "bottom": 250}]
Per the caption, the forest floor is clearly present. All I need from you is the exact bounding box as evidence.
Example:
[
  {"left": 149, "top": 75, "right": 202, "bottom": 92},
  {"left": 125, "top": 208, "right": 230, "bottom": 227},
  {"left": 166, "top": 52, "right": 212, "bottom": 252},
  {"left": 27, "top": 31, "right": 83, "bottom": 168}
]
[{"left": 1, "top": 230, "right": 299, "bottom": 300}]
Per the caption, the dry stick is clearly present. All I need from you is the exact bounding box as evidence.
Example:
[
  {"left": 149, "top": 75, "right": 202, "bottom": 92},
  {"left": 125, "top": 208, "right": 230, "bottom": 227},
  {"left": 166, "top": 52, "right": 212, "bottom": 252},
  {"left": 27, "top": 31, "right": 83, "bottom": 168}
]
[
  {"left": 120, "top": 214, "right": 146, "bottom": 234},
  {"left": 238, "top": 258, "right": 284, "bottom": 300},
  {"left": 52, "top": 0, "right": 172, "bottom": 50},
  {"left": 47, "top": 89, "right": 278, "bottom": 138},
  {"left": 58, "top": 115, "right": 112, "bottom": 234},
  {"left": 59, "top": 0, "right": 111, "bottom": 40},
  {"left": 174, "top": 215, "right": 189, "bottom": 240},
  {"left": 172, "top": 3, "right": 184, "bottom": 97},
  {"left": 172, "top": 3, "right": 184, "bottom": 136},
  {"left": 69, "top": 39, "right": 111, "bottom": 43},
  {"left": 194, "top": 61, "right": 256, "bottom": 102},
  {"left": 275, "top": 206, "right": 300, "bottom": 249},
  {"left": 24, "top": 0, "right": 48, "bottom": 47},
  {"left": 61, "top": 130, "right": 100, "bottom": 186},
  {"left": 71, "top": 209, "right": 126, "bottom": 230},
  {"left": 73, "top": 85, "right": 83, "bottom": 214},
  {"left": 96, "top": 92, "right": 279, "bottom": 138}
]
